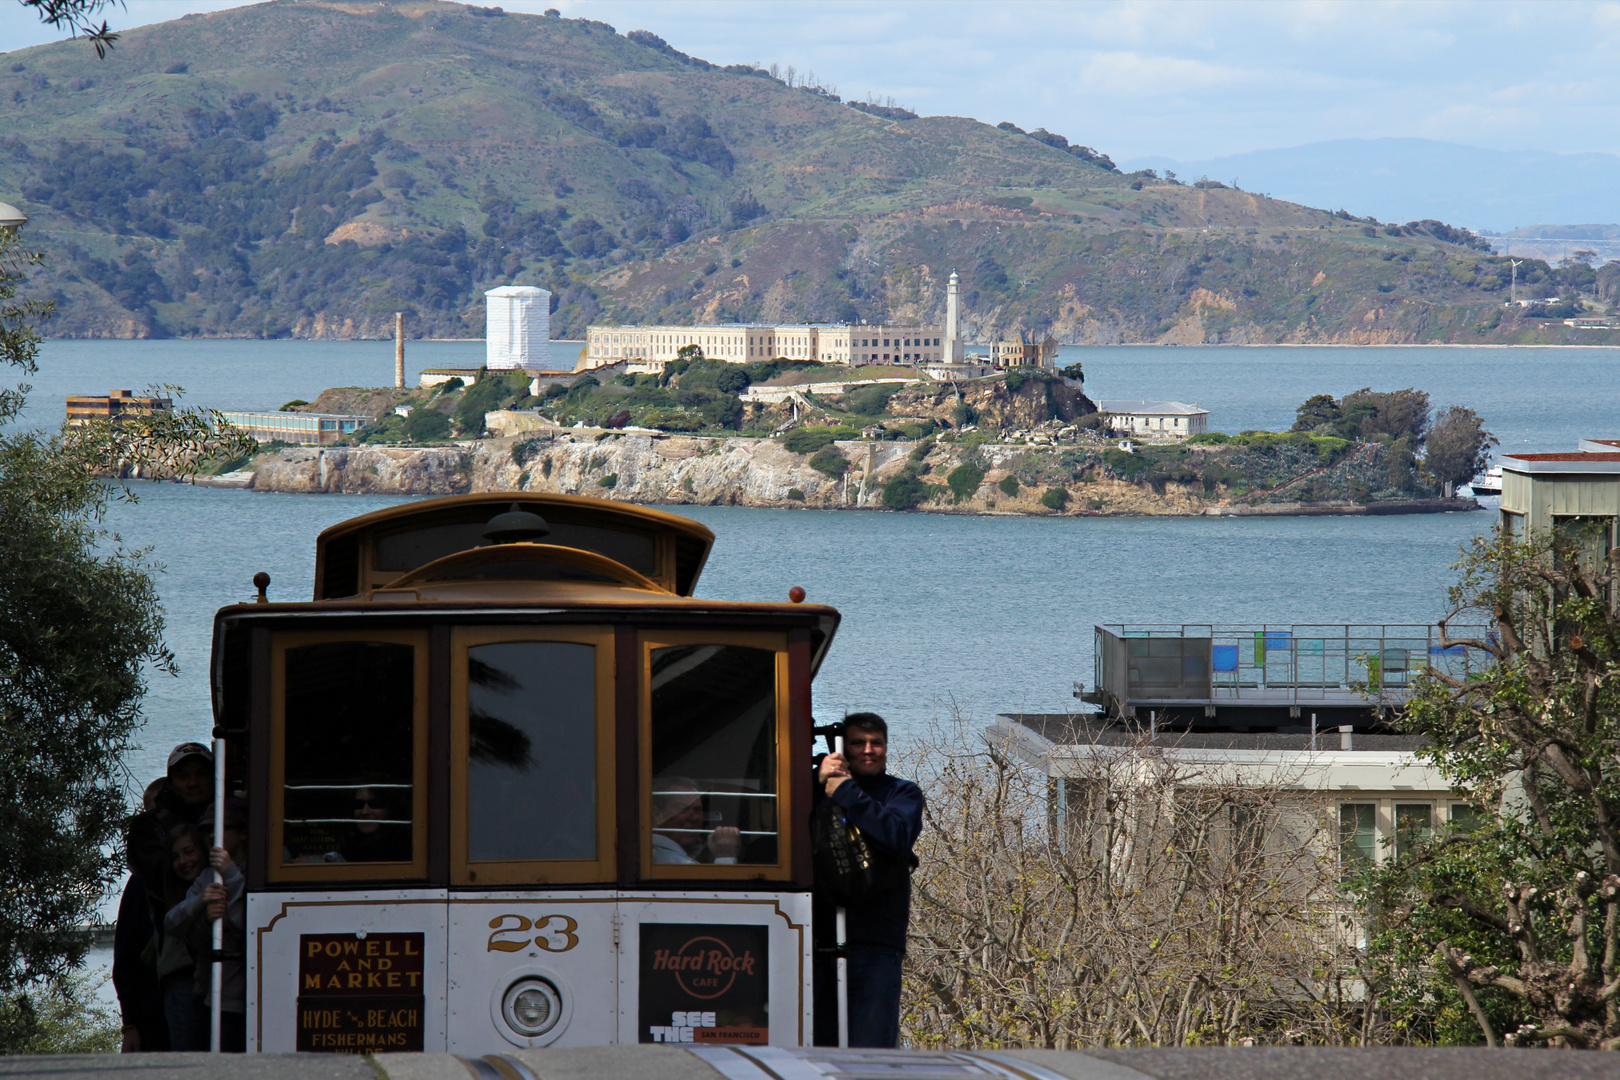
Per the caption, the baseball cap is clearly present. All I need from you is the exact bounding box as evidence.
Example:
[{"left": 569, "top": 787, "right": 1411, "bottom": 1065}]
[{"left": 167, "top": 742, "right": 213, "bottom": 772}]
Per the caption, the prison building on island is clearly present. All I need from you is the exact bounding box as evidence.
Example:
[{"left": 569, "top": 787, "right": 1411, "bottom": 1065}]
[{"left": 581, "top": 322, "right": 946, "bottom": 373}]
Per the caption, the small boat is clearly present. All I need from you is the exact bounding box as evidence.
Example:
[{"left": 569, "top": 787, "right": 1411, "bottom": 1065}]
[{"left": 1466, "top": 467, "right": 1501, "bottom": 497}]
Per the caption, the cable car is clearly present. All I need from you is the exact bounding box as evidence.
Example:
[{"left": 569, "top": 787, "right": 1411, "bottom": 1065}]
[{"left": 209, "top": 493, "right": 840, "bottom": 1053}]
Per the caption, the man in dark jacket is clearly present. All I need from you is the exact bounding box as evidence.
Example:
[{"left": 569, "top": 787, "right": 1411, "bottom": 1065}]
[
  {"left": 815, "top": 712, "right": 924, "bottom": 1048},
  {"left": 127, "top": 743, "right": 213, "bottom": 891}
]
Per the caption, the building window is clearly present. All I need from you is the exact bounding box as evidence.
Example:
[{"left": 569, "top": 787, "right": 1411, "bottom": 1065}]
[
  {"left": 1449, "top": 803, "right": 1484, "bottom": 831},
  {"left": 1394, "top": 803, "right": 1432, "bottom": 860},
  {"left": 1338, "top": 803, "right": 1376, "bottom": 877}
]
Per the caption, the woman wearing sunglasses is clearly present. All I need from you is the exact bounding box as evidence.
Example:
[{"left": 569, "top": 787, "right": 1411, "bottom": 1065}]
[{"left": 340, "top": 784, "right": 412, "bottom": 863}]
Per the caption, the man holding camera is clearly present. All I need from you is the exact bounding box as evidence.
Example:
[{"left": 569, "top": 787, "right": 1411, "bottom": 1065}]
[{"left": 815, "top": 712, "right": 924, "bottom": 1049}]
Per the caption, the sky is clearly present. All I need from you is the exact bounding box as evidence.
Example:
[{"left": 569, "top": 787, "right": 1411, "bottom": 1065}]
[{"left": 5, "top": 0, "right": 1620, "bottom": 162}]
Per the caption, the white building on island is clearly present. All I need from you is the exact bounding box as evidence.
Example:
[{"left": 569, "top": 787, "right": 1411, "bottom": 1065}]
[
  {"left": 580, "top": 322, "right": 945, "bottom": 373},
  {"left": 485, "top": 285, "right": 551, "bottom": 370},
  {"left": 1095, "top": 399, "right": 1210, "bottom": 440}
]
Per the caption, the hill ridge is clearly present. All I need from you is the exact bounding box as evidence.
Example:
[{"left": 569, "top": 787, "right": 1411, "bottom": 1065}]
[{"left": 0, "top": 0, "right": 1609, "bottom": 345}]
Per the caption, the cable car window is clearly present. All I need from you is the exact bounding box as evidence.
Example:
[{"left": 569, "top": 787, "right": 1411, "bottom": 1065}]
[
  {"left": 281, "top": 641, "right": 416, "bottom": 866},
  {"left": 649, "top": 644, "right": 778, "bottom": 866},
  {"left": 466, "top": 642, "right": 597, "bottom": 862},
  {"left": 375, "top": 521, "right": 657, "bottom": 575}
]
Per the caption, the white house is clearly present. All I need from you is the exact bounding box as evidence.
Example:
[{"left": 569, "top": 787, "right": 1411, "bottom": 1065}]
[{"left": 1094, "top": 399, "right": 1210, "bottom": 440}]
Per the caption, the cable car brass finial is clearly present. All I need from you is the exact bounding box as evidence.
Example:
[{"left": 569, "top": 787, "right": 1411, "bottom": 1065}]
[
  {"left": 789, "top": 586, "right": 806, "bottom": 603},
  {"left": 253, "top": 572, "right": 271, "bottom": 604},
  {"left": 481, "top": 502, "right": 553, "bottom": 545}
]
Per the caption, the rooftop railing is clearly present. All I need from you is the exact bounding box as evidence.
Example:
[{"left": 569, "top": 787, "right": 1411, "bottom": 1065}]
[{"left": 1094, "top": 623, "right": 1490, "bottom": 713}]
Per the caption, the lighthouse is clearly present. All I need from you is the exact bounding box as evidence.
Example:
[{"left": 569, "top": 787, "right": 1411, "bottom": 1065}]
[{"left": 943, "top": 270, "right": 965, "bottom": 363}]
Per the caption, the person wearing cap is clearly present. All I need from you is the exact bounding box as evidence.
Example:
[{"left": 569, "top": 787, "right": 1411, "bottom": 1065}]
[
  {"left": 126, "top": 743, "right": 214, "bottom": 896},
  {"left": 168, "top": 797, "right": 248, "bottom": 1052}
]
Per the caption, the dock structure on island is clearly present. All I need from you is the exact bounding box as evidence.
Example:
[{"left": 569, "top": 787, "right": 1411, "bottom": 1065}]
[{"left": 1080, "top": 622, "right": 1488, "bottom": 732}]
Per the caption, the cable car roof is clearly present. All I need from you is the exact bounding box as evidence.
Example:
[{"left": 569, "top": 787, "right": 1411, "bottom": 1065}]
[{"left": 313, "top": 493, "right": 716, "bottom": 599}]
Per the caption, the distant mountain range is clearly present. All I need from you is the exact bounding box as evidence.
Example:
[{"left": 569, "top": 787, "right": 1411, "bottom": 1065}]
[
  {"left": 1124, "top": 139, "right": 1620, "bottom": 234},
  {"left": 0, "top": 3, "right": 1608, "bottom": 345}
]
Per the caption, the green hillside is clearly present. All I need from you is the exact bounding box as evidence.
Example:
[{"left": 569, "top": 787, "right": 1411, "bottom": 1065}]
[{"left": 0, "top": 0, "right": 1608, "bottom": 343}]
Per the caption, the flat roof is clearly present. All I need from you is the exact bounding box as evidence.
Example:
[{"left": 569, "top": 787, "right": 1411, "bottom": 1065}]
[
  {"left": 1503, "top": 452, "right": 1620, "bottom": 474},
  {"left": 1095, "top": 399, "right": 1209, "bottom": 416},
  {"left": 220, "top": 411, "right": 372, "bottom": 421}
]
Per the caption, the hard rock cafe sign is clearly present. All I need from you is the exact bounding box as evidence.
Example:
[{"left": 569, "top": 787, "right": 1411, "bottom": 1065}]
[{"left": 639, "top": 923, "right": 769, "bottom": 1045}]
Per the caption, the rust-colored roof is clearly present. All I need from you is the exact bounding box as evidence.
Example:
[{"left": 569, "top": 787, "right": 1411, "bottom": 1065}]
[{"left": 1505, "top": 453, "right": 1620, "bottom": 461}]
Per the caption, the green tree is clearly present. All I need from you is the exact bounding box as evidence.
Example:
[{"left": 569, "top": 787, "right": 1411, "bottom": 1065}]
[
  {"left": 1292, "top": 393, "right": 1341, "bottom": 432},
  {"left": 1425, "top": 406, "right": 1497, "bottom": 498},
  {"left": 783, "top": 427, "right": 836, "bottom": 455},
  {"left": 403, "top": 406, "right": 450, "bottom": 442},
  {"left": 998, "top": 475, "right": 1019, "bottom": 497},
  {"left": 809, "top": 447, "right": 849, "bottom": 478},
  {"left": 946, "top": 462, "right": 984, "bottom": 502},
  {"left": 881, "top": 467, "right": 928, "bottom": 510},
  {"left": 0, "top": 230, "right": 248, "bottom": 1051},
  {"left": 1362, "top": 528, "right": 1620, "bottom": 1048},
  {"left": 1039, "top": 486, "right": 1071, "bottom": 510}
]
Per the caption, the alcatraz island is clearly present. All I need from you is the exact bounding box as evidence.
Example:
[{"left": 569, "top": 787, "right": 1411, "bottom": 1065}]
[{"left": 181, "top": 279, "right": 1488, "bottom": 518}]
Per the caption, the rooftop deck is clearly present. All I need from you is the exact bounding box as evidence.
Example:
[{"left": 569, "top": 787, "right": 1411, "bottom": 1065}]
[{"left": 1086, "top": 623, "right": 1488, "bottom": 728}]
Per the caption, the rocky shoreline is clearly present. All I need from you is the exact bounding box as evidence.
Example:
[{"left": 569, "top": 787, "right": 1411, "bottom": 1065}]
[{"left": 191, "top": 432, "right": 1482, "bottom": 519}]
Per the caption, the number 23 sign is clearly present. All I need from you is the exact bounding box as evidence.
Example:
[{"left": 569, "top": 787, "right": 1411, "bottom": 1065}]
[{"left": 487, "top": 914, "right": 580, "bottom": 953}]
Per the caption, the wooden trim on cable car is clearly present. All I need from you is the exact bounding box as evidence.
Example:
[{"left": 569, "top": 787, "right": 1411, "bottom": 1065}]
[
  {"left": 373, "top": 544, "right": 668, "bottom": 597},
  {"left": 267, "top": 629, "right": 430, "bottom": 883},
  {"left": 639, "top": 629, "right": 792, "bottom": 883},
  {"left": 448, "top": 625, "right": 617, "bottom": 886}
]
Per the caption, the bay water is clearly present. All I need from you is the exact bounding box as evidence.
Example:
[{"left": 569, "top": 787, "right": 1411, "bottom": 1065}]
[{"left": 13, "top": 341, "right": 1620, "bottom": 793}]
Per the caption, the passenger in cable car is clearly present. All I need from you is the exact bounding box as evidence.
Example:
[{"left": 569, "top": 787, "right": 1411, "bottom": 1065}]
[
  {"left": 650, "top": 780, "right": 742, "bottom": 864},
  {"left": 339, "top": 782, "right": 412, "bottom": 863}
]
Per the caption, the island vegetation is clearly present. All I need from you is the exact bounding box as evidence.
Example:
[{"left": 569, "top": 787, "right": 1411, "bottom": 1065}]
[{"left": 243, "top": 354, "right": 1490, "bottom": 517}]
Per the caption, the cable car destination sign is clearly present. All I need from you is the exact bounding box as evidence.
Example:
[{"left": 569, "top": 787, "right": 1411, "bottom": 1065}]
[{"left": 297, "top": 932, "right": 426, "bottom": 1052}]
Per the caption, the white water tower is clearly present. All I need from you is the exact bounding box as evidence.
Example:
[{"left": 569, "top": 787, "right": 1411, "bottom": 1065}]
[{"left": 485, "top": 285, "right": 551, "bottom": 370}]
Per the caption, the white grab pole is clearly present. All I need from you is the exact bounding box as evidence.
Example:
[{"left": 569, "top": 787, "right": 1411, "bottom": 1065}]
[
  {"left": 211, "top": 735, "right": 225, "bottom": 1053},
  {"left": 834, "top": 734, "right": 849, "bottom": 1049}
]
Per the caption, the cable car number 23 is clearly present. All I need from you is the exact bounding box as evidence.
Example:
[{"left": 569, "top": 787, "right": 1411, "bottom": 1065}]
[{"left": 486, "top": 914, "right": 580, "bottom": 953}]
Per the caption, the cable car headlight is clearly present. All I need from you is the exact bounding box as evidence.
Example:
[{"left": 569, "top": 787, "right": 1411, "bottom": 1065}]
[{"left": 502, "top": 977, "right": 561, "bottom": 1038}]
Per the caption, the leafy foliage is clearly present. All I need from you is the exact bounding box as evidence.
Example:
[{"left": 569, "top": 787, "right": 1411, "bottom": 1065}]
[
  {"left": 881, "top": 466, "right": 929, "bottom": 510},
  {"left": 0, "top": 973, "right": 120, "bottom": 1053},
  {"left": 0, "top": 230, "right": 247, "bottom": 1051},
  {"left": 808, "top": 447, "right": 849, "bottom": 478},
  {"left": 1360, "top": 528, "right": 1620, "bottom": 1048},
  {"left": 402, "top": 405, "right": 450, "bottom": 442},
  {"left": 1039, "top": 486, "right": 1071, "bottom": 510},
  {"left": 946, "top": 462, "right": 984, "bottom": 502},
  {"left": 782, "top": 426, "right": 840, "bottom": 455},
  {"left": 1425, "top": 406, "right": 1497, "bottom": 494}
]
